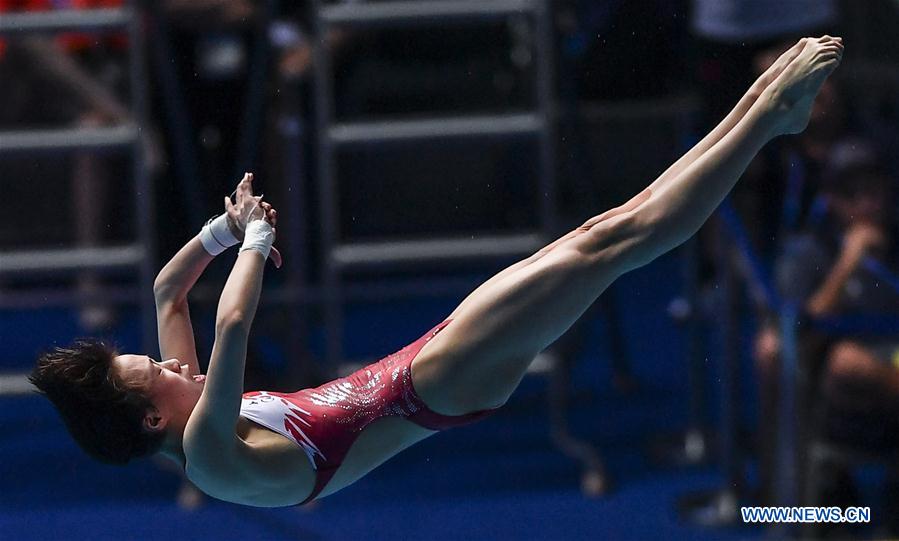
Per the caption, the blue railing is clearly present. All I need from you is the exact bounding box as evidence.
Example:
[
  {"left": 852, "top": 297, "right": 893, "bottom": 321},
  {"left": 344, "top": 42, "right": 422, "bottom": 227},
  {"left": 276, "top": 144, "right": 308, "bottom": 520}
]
[{"left": 713, "top": 197, "right": 899, "bottom": 528}]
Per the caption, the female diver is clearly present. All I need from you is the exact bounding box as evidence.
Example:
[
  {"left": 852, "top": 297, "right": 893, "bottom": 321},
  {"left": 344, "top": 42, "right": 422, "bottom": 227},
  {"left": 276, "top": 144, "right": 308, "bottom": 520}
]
[{"left": 31, "top": 37, "right": 843, "bottom": 507}]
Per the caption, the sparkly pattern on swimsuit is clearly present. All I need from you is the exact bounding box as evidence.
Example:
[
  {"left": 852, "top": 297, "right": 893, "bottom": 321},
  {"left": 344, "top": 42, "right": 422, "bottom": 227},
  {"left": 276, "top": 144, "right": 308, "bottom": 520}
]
[
  {"left": 239, "top": 392, "right": 325, "bottom": 466},
  {"left": 238, "top": 319, "right": 451, "bottom": 472},
  {"left": 238, "top": 319, "right": 499, "bottom": 504}
]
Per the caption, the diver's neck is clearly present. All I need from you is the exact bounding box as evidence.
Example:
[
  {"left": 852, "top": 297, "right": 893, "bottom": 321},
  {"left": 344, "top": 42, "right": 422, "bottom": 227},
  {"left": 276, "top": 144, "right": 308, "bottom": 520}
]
[{"left": 159, "top": 435, "right": 187, "bottom": 470}]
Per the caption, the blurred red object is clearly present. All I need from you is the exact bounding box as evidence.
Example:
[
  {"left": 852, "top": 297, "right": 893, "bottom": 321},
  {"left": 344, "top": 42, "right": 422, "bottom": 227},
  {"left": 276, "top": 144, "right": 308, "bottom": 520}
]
[{"left": 0, "top": 0, "right": 126, "bottom": 57}]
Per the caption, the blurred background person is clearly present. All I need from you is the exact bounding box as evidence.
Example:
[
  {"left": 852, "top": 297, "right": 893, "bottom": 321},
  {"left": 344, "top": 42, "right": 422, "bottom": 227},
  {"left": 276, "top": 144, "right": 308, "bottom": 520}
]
[{"left": 754, "top": 141, "right": 899, "bottom": 518}]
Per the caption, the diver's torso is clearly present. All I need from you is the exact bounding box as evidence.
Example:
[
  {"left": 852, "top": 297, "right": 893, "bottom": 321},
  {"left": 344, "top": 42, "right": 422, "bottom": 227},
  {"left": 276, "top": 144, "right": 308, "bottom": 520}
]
[{"left": 183, "top": 416, "right": 315, "bottom": 507}]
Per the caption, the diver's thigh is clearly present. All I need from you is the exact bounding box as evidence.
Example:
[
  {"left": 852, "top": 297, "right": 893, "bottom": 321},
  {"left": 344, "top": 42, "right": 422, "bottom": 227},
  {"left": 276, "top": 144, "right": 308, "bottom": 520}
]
[{"left": 411, "top": 247, "right": 617, "bottom": 415}]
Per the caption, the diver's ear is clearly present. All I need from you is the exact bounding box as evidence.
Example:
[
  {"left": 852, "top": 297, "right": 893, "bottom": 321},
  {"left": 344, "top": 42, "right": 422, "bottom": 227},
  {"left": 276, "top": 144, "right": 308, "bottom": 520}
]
[{"left": 143, "top": 409, "right": 167, "bottom": 432}]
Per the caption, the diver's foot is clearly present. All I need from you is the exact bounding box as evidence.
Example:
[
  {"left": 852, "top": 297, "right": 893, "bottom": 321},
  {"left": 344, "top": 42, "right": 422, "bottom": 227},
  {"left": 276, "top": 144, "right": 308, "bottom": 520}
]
[
  {"left": 751, "top": 38, "right": 809, "bottom": 93},
  {"left": 764, "top": 35, "right": 843, "bottom": 135}
]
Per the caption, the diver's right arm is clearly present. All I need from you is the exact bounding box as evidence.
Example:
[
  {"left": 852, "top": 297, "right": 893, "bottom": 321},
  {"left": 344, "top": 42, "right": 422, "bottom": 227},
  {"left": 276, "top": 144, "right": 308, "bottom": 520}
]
[
  {"left": 153, "top": 173, "right": 253, "bottom": 375},
  {"left": 153, "top": 238, "right": 214, "bottom": 376}
]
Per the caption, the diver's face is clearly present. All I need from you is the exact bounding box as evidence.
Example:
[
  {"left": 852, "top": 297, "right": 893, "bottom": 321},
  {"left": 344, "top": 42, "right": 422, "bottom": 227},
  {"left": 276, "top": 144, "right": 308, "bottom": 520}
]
[{"left": 112, "top": 354, "right": 205, "bottom": 429}]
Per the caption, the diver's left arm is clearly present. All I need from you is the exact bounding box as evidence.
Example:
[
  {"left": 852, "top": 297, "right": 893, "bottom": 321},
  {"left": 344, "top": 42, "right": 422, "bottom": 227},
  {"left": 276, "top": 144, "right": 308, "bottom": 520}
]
[
  {"left": 185, "top": 214, "right": 274, "bottom": 475},
  {"left": 183, "top": 248, "right": 268, "bottom": 496},
  {"left": 199, "top": 247, "right": 267, "bottom": 425}
]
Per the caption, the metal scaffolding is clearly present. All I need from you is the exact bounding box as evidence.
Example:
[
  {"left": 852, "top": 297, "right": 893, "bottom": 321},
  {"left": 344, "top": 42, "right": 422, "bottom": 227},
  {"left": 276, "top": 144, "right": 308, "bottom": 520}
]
[
  {"left": 311, "top": 0, "right": 557, "bottom": 365},
  {"left": 0, "top": 3, "right": 155, "bottom": 393}
]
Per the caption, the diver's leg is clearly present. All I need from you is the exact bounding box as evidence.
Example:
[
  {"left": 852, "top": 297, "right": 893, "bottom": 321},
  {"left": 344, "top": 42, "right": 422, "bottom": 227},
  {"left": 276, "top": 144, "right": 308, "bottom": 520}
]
[
  {"left": 444, "top": 38, "right": 812, "bottom": 321},
  {"left": 648, "top": 37, "right": 811, "bottom": 191},
  {"left": 412, "top": 37, "right": 843, "bottom": 415}
]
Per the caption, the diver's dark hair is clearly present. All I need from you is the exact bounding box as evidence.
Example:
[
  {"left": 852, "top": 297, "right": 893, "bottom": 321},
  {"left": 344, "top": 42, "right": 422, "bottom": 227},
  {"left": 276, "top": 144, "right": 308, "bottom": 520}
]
[{"left": 29, "top": 339, "right": 165, "bottom": 465}]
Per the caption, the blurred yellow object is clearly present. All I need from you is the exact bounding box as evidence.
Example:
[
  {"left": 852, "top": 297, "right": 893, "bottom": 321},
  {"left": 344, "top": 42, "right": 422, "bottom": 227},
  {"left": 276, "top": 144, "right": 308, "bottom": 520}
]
[{"left": 891, "top": 348, "right": 899, "bottom": 369}]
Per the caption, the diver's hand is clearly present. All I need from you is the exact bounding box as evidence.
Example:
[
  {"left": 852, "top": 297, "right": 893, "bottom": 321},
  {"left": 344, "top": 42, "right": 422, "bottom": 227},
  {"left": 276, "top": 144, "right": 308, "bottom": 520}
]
[
  {"left": 225, "top": 172, "right": 283, "bottom": 268},
  {"left": 224, "top": 172, "right": 256, "bottom": 237},
  {"left": 259, "top": 200, "right": 282, "bottom": 269}
]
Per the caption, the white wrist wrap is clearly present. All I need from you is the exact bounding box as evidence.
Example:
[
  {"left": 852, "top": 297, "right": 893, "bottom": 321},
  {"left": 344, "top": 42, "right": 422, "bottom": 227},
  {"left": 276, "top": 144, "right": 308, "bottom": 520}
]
[
  {"left": 199, "top": 214, "right": 239, "bottom": 256},
  {"left": 239, "top": 220, "right": 274, "bottom": 259}
]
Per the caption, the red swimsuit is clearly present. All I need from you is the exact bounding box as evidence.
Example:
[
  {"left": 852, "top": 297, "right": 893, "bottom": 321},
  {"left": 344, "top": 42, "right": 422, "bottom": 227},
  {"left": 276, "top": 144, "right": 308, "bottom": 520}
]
[{"left": 239, "top": 319, "right": 498, "bottom": 504}]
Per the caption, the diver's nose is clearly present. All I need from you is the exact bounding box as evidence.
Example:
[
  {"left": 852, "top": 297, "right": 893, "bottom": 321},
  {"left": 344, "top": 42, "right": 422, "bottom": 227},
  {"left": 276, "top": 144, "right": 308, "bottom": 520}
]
[{"left": 163, "top": 359, "right": 181, "bottom": 372}]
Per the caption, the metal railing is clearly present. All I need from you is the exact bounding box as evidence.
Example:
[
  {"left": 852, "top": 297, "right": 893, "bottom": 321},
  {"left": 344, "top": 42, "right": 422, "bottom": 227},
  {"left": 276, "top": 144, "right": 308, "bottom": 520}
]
[
  {"left": 0, "top": 2, "right": 155, "bottom": 393},
  {"left": 712, "top": 198, "right": 899, "bottom": 536},
  {"left": 311, "top": 0, "right": 557, "bottom": 365}
]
